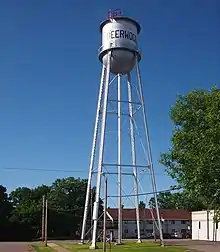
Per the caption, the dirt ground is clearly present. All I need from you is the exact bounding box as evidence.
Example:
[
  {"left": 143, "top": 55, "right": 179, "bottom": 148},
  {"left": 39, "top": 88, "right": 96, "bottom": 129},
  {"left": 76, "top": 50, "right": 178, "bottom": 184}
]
[
  {"left": 0, "top": 242, "right": 31, "bottom": 252},
  {"left": 165, "top": 239, "right": 220, "bottom": 252}
]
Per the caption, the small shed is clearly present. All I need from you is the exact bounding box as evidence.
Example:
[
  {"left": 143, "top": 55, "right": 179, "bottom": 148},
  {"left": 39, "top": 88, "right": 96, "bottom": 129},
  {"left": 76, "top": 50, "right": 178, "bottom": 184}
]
[{"left": 192, "top": 210, "right": 220, "bottom": 241}]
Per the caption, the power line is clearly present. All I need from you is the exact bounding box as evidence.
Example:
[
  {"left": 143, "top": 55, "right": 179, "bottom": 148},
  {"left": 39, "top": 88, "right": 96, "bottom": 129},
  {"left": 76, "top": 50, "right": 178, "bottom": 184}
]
[
  {"left": 108, "top": 187, "right": 182, "bottom": 198},
  {"left": 1, "top": 167, "right": 167, "bottom": 176},
  {"left": 2, "top": 167, "right": 87, "bottom": 173}
]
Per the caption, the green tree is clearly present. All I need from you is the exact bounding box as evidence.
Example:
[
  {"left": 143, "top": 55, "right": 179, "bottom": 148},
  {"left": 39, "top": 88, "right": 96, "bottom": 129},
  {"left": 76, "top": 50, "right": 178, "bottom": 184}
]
[
  {"left": 8, "top": 177, "right": 103, "bottom": 240},
  {"left": 46, "top": 177, "right": 92, "bottom": 237},
  {"left": 138, "top": 201, "right": 146, "bottom": 208},
  {"left": 10, "top": 185, "right": 50, "bottom": 223},
  {"left": 149, "top": 192, "right": 175, "bottom": 209},
  {"left": 160, "top": 87, "right": 220, "bottom": 207},
  {"left": 9, "top": 185, "right": 51, "bottom": 240},
  {"left": 149, "top": 191, "right": 206, "bottom": 211},
  {"left": 0, "top": 185, "right": 13, "bottom": 223},
  {"left": 1, "top": 177, "right": 103, "bottom": 241},
  {"left": 0, "top": 185, "right": 13, "bottom": 241}
]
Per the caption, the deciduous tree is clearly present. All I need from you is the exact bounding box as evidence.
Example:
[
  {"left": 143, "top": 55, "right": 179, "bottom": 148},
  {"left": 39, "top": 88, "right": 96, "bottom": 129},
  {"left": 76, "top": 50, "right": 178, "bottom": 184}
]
[
  {"left": 160, "top": 87, "right": 220, "bottom": 207},
  {"left": 138, "top": 201, "right": 146, "bottom": 209},
  {"left": 0, "top": 177, "right": 103, "bottom": 241},
  {"left": 149, "top": 191, "right": 206, "bottom": 211}
]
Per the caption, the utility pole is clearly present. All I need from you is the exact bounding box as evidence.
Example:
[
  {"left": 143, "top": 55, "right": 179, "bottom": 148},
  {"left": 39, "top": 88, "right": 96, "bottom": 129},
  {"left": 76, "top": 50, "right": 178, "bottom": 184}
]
[
  {"left": 45, "top": 199, "right": 48, "bottom": 246},
  {"left": 91, "top": 186, "right": 93, "bottom": 240},
  {"left": 153, "top": 220, "right": 156, "bottom": 241},
  {"left": 42, "top": 195, "right": 45, "bottom": 242},
  {"left": 103, "top": 177, "right": 107, "bottom": 252}
]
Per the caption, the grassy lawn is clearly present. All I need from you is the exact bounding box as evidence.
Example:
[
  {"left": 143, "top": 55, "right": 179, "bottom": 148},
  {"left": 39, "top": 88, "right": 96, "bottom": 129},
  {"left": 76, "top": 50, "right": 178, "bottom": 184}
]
[
  {"left": 32, "top": 243, "right": 55, "bottom": 252},
  {"left": 59, "top": 242, "right": 187, "bottom": 252}
]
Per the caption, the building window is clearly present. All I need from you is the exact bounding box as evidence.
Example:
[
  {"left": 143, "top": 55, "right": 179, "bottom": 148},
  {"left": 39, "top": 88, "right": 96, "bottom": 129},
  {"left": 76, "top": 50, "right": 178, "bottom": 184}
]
[
  {"left": 146, "top": 229, "right": 153, "bottom": 233},
  {"left": 199, "top": 221, "right": 201, "bottom": 229},
  {"left": 181, "top": 229, "right": 187, "bottom": 233},
  {"left": 181, "top": 220, "right": 186, "bottom": 224},
  {"left": 147, "top": 220, "right": 153, "bottom": 224},
  {"left": 172, "top": 229, "right": 175, "bottom": 233},
  {"left": 216, "top": 222, "right": 219, "bottom": 230},
  {"left": 135, "top": 229, "right": 137, "bottom": 233},
  {"left": 124, "top": 229, "right": 128, "bottom": 233},
  {"left": 141, "top": 229, "right": 144, "bottom": 232},
  {"left": 124, "top": 221, "right": 128, "bottom": 224},
  {"left": 171, "top": 220, "right": 175, "bottom": 224}
]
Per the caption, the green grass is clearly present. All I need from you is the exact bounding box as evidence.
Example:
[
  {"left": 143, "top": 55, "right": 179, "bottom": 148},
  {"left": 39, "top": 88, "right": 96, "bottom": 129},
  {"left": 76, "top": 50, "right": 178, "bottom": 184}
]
[
  {"left": 32, "top": 243, "right": 55, "bottom": 252},
  {"left": 59, "top": 242, "right": 187, "bottom": 252}
]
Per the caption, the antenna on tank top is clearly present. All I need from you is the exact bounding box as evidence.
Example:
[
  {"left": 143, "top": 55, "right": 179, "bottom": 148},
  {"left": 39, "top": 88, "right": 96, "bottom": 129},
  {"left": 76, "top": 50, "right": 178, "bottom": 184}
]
[{"left": 108, "top": 8, "right": 123, "bottom": 22}]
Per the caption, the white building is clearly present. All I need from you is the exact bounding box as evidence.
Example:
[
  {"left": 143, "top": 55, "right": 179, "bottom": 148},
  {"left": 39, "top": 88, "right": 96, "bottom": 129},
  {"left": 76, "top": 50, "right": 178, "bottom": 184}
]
[
  {"left": 192, "top": 210, "right": 220, "bottom": 241},
  {"left": 102, "top": 208, "right": 191, "bottom": 239}
]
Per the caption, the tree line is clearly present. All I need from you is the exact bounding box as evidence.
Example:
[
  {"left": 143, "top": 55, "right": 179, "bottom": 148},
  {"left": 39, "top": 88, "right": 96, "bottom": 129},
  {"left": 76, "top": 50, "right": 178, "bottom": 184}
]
[
  {"left": 0, "top": 177, "right": 101, "bottom": 241},
  {"left": 0, "top": 178, "right": 211, "bottom": 242}
]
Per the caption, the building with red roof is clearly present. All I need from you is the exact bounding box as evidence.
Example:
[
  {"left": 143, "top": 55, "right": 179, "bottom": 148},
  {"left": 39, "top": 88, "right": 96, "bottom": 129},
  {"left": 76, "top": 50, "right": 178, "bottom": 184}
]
[{"left": 97, "top": 208, "right": 191, "bottom": 239}]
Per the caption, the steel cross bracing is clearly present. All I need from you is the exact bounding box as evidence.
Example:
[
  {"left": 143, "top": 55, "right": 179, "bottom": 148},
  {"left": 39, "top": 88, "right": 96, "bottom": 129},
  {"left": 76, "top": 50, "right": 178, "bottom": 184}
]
[{"left": 80, "top": 54, "right": 164, "bottom": 248}]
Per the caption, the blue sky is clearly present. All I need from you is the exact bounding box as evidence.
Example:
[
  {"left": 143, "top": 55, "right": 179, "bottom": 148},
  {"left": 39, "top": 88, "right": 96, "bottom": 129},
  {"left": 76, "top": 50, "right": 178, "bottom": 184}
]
[{"left": 0, "top": 0, "right": 219, "bottom": 205}]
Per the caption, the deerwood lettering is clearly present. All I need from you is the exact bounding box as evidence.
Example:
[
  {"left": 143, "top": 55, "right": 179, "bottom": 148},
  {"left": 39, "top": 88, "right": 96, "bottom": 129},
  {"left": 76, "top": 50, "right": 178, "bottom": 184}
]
[{"left": 106, "top": 29, "right": 137, "bottom": 43}]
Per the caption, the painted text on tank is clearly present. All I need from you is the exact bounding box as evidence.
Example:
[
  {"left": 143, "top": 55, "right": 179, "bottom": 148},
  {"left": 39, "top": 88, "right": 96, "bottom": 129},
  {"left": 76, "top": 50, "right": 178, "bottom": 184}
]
[{"left": 106, "top": 29, "right": 137, "bottom": 43}]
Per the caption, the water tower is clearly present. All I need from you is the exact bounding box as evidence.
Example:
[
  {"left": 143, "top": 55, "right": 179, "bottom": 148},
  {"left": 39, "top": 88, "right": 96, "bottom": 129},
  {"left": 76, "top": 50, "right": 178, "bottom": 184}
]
[{"left": 80, "top": 10, "right": 163, "bottom": 249}]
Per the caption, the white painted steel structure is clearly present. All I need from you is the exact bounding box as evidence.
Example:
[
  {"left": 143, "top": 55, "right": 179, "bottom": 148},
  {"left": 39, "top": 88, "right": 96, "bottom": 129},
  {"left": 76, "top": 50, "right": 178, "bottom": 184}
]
[
  {"left": 80, "top": 12, "right": 163, "bottom": 249},
  {"left": 99, "top": 16, "right": 141, "bottom": 74}
]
